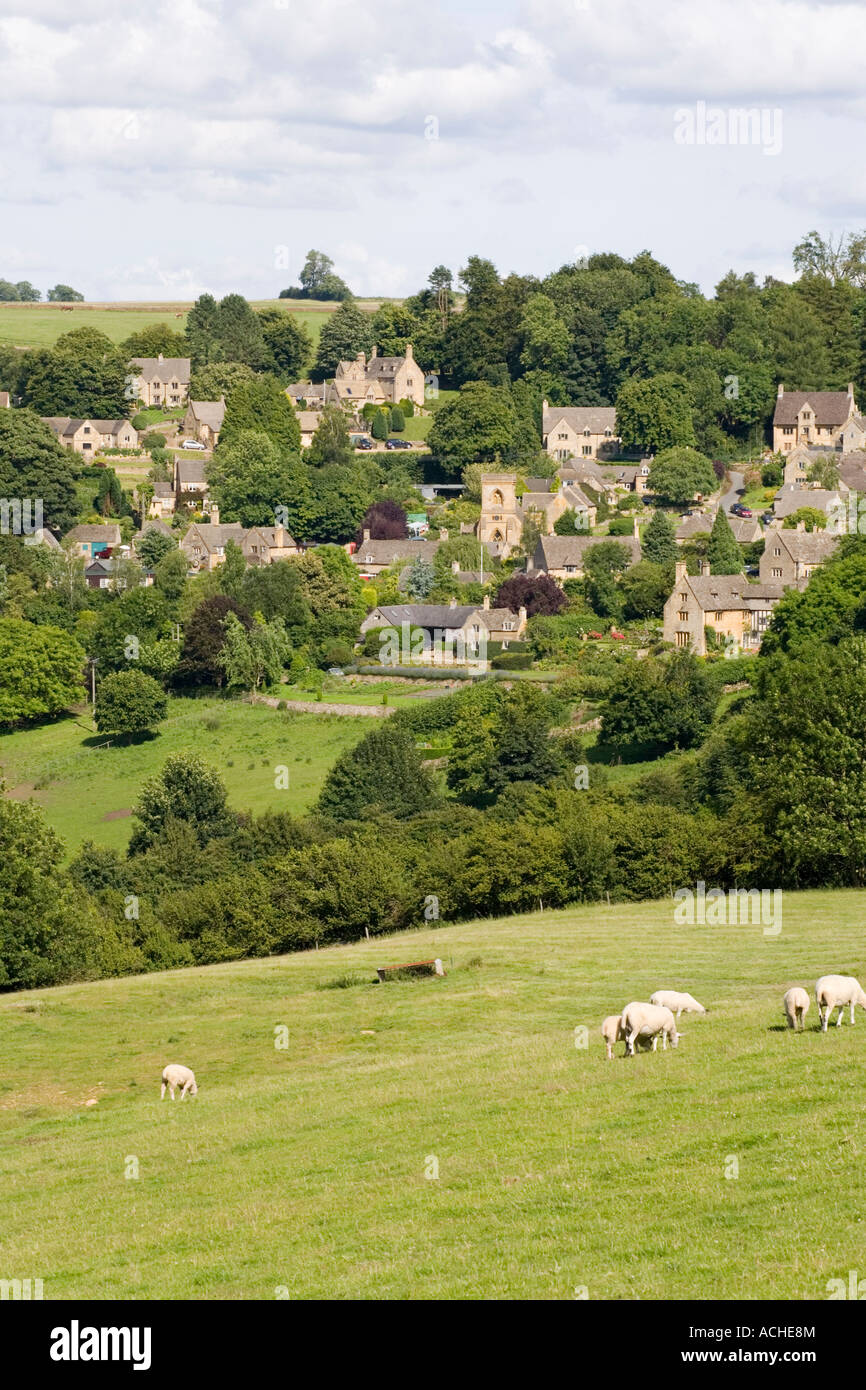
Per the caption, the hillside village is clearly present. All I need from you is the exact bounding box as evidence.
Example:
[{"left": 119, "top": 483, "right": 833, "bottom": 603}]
[
  {"left": 3, "top": 240, "right": 866, "bottom": 997},
  {"left": 3, "top": 341, "right": 859, "bottom": 665}
]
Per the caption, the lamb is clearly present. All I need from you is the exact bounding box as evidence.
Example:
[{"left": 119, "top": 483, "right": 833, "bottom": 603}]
[
  {"left": 782, "top": 986, "right": 810, "bottom": 1032},
  {"left": 601, "top": 1014, "right": 626, "bottom": 1060},
  {"left": 621, "top": 1001, "right": 679, "bottom": 1057},
  {"left": 650, "top": 990, "right": 706, "bottom": 1021},
  {"left": 160, "top": 1064, "right": 198, "bottom": 1100},
  {"left": 815, "top": 975, "right": 866, "bottom": 1032}
]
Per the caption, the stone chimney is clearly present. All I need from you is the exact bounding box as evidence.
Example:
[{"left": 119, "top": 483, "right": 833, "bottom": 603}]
[
  {"left": 439, "top": 527, "right": 448, "bottom": 541},
  {"left": 777, "top": 382, "right": 784, "bottom": 397},
  {"left": 796, "top": 520, "right": 806, "bottom": 531},
  {"left": 675, "top": 560, "right": 688, "bottom": 583},
  {"left": 209, "top": 503, "right": 220, "bottom": 525},
  {"left": 483, "top": 594, "right": 490, "bottom": 610},
  {"left": 158, "top": 352, "right": 164, "bottom": 364},
  {"left": 273, "top": 523, "right": 285, "bottom": 548},
  {"left": 449, "top": 596, "right": 457, "bottom": 609},
  {"left": 405, "top": 343, "right": 414, "bottom": 361},
  {"left": 363, "top": 528, "right": 371, "bottom": 543},
  {"left": 518, "top": 605, "right": 527, "bottom": 626},
  {"left": 370, "top": 345, "right": 377, "bottom": 358},
  {"left": 451, "top": 559, "right": 460, "bottom": 573},
  {"left": 700, "top": 560, "right": 710, "bottom": 577}
]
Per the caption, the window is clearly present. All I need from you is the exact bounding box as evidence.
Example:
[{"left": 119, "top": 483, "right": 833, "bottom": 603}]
[
  {"left": 676, "top": 632, "right": 690, "bottom": 647},
  {"left": 83, "top": 425, "right": 91, "bottom": 434},
  {"left": 83, "top": 442, "right": 91, "bottom": 450},
  {"left": 715, "top": 611, "right": 723, "bottom": 621},
  {"left": 678, "top": 610, "right": 689, "bottom": 622},
  {"left": 582, "top": 446, "right": 592, "bottom": 456},
  {"left": 772, "top": 568, "right": 782, "bottom": 578},
  {"left": 558, "top": 432, "right": 568, "bottom": 440},
  {"left": 565, "top": 565, "right": 576, "bottom": 573}
]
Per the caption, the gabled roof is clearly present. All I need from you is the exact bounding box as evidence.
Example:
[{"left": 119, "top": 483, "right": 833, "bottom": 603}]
[
  {"left": 130, "top": 356, "right": 191, "bottom": 384},
  {"left": 838, "top": 456, "right": 866, "bottom": 492},
  {"left": 187, "top": 398, "right": 225, "bottom": 431},
  {"left": 43, "top": 417, "right": 134, "bottom": 437},
  {"left": 543, "top": 404, "right": 617, "bottom": 435},
  {"left": 134, "top": 518, "right": 173, "bottom": 540},
  {"left": 176, "top": 459, "right": 207, "bottom": 487},
  {"left": 773, "top": 389, "right": 853, "bottom": 427},
  {"left": 182, "top": 523, "right": 245, "bottom": 551},
  {"left": 65, "top": 523, "right": 122, "bottom": 544},
  {"left": 775, "top": 531, "right": 840, "bottom": 563},
  {"left": 351, "top": 538, "right": 440, "bottom": 566},
  {"left": 773, "top": 487, "right": 843, "bottom": 518},
  {"left": 371, "top": 603, "right": 479, "bottom": 628},
  {"left": 534, "top": 534, "right": 641, "bottom": 570}
]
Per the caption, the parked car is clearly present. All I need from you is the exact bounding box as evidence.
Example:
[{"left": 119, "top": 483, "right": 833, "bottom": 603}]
[
  {"left": 385, "top": 438, "right": 412, "bottom": 449},
  {"left": 353, "top": 437, "right": 374, "bottom": 450},
  {"left": 737, "top": 506, "right": 753, "bottom": 517},
  {"left": 180, "top": 439, "right": 206, "bottom": 450},
  {"left": 761, "top": 512, "right": 775, "bottom": 525}
]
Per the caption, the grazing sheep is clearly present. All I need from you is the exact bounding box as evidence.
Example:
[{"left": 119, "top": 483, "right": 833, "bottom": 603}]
[
  {"left": 782, "top": 986, "right": 810, "bottom": 1032},
  {"left": 601, "top": 1014, "right": 626, "bottom": 1060},
  {"left": 650, "top": 990, "right": 706, "bottom": 1021},
  {"left": 161, "top": 1064, "right": 198, "bottom": 1100},
  {"left": 621, "top": 1001, "right": 679, "bottom": 1057},
  {"left": 815, "top": 975, "right": 866, "bottom": 1032}
]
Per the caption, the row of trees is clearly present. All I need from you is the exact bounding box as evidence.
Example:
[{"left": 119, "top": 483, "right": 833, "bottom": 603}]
[
  {"left": 0, "top": 281, "right": 83, "bottom": 302},
  {"left": 8, "top": 590, "right": 866, "bottom": 992}
]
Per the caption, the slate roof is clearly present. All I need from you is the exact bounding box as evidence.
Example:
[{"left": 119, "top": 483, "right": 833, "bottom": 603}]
[
  {"left": 543, "top": 404, "right": 617, "bottom": 435},
  {"left": 773, "top": 389, "right": 853, "bottom": 427},
  {"left": 533, "top": 534, "right": 641, "bottom": 570},
  {"left": 130, "top": 356, "right": 191, "bottom": 383},
  {"left": 187, "top": 398, "right": 225, "bottom": 431}
]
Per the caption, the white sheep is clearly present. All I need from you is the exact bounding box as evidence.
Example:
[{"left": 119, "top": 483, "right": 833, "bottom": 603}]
[
  {"left": 621, "top": 1001, "right": 679, "bottom": 1057},
  {"left": 782, "top": 986, "right": 810, "bottom": 1032},
  {"left": 650, "top": 990, "right": 706, "bottom": 1021},
  {"left": 815, "top": 975, "right": 866, "bottom": 1032},
  {"left": 161, "top": 1064, "right": 198, "bottom": 1100},
  {"left": 601, "top": 1014, "right": 626, "bottom": 1060}
]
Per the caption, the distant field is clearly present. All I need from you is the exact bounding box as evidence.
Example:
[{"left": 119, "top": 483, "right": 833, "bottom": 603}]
[
  {"left": 0, "top": 697, "right": 370, "bottom": 857},
  {"left": 2, "top": 889, "right": 866, "bottom": 1298},
  {"left": 0, "top": 299, "right": 384, "bottom": 351}
]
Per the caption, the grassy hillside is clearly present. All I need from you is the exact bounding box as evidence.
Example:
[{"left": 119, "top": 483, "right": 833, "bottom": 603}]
[
  {"left": 1, "top": 890, "right": 865, "bottom": 1299},
  {"left": 0, "top": 698, "right": 372, "bottom": 856},
  {"left": 0, "top": 299, "right": 370, "bottom": 351}
]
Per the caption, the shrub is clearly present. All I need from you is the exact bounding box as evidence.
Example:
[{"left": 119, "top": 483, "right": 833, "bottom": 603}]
[{"left": 491, "top": 653, "right": 533, "bottom": 670}]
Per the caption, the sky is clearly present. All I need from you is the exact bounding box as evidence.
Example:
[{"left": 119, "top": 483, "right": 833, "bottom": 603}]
[{"left": 0, "top": 0, "right": 864, "bottom": 302}]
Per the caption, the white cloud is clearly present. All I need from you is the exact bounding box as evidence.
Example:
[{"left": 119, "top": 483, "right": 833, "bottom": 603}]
[{"left": 0, "top": 0, "right": 862, "bottom": 296}]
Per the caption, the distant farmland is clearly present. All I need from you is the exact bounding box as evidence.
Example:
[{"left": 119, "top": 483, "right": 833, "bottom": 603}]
[{"left": 0, "top": 298, "right": 391, "bottom": 351}]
